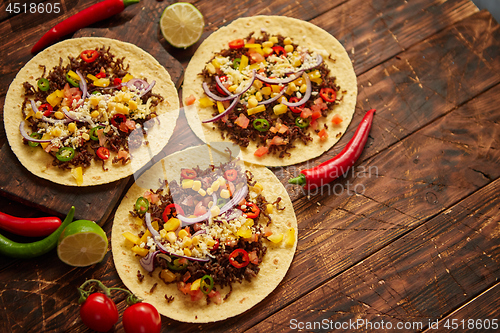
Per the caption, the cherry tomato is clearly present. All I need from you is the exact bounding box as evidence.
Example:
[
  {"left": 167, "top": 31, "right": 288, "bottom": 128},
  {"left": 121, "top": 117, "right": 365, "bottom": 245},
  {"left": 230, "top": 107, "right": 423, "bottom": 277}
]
[
  {"left": 79, "top": 292, "right": 118, "bottom": 332},
  {"left": 123, "top": 302, "right": 161, "bottom": 333}
]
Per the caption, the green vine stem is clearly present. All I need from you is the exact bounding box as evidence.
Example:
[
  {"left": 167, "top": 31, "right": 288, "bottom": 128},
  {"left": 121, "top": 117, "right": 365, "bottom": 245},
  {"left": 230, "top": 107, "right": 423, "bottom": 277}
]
[{"left": 77, "top": 279, "right": 142, "bottom": 305}]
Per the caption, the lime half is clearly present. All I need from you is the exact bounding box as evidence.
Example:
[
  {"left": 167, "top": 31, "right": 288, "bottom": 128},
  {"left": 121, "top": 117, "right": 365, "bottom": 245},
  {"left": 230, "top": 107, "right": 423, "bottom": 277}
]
[
  {"left": 57, "top": 220, "right": 108, "bottom": 267},
  {"left": 160, "top": 2, "right": 204, "bottom": 48}
]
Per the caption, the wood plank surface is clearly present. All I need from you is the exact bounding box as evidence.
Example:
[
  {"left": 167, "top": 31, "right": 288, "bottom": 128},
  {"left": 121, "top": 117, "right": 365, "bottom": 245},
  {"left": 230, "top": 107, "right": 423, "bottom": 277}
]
[{"left": 1, "top": 0, "right": 500, "bottom": 332}]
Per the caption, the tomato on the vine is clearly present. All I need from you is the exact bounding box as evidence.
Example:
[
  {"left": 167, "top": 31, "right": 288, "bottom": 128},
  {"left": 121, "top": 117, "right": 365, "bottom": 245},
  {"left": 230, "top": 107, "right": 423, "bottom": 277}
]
[
  {"left": 123, "top": 302, "right": 161, "bottom": 333},
  {"left": 79, "top": 292, "right": 118, "bottom": 332}
]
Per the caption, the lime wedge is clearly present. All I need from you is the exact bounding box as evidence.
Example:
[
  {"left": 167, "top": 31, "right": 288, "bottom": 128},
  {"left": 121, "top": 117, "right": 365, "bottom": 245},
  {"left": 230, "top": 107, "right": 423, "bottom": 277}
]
[
  {"left": 57, "top": 220, "right": 108, "bottom": 267},
  {"left": 160, "top": 2, "right": 204, "bottom": 48}
]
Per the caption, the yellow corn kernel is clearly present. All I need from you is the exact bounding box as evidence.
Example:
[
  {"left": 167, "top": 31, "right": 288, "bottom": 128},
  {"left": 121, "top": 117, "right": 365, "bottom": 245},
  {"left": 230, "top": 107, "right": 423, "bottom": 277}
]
[
  {"left": 308, "top": 70, "right": 321, "bottom": 80},
  {"left": 115, "top": 103, "right": 129, "bottom": 115},
  {"left": 46, "top": 90, "right": 63, "bottom": 107},
  {"left": 51, "top": 127, "right": 62, "bottom": 137},
  {"left": 123, "top": 231, "right": 141, "bottom": 245},
  {"left": 199, "top": 97, "right": 214, "bottom": 108},
  {"left": 228, "top": 85, "right": 238, "bottom": 92},
  {"left": 269, "top": 36, "right": 279, "bottom": 44},
  {"left": 283, "top": 37, "right": 292, "bottom": 45},
  {"left": 252, "top": 182, "right": 263, "bottom": 194},
  {"left": 206, "top": 188, "right": 214, "bottom": 195},
  {"left": 164, "top": 217, "right": 180, "bottom": 232},
  {"left": 94, "top": 78, "right": 110, "bottom": 87},
  {"left": 160, "top": 269, "right": 177, "bottom": 283},
  {"left": 212, "top": 58, "right": 221, "bottom": 69},
  {"left": 128, "top": 100, "right": 138, "bottom": 111},
  {"left": 81, "top": 133, "right": 90, "bottom": 141},
  {"left": 159, "top": 229, "right": 167, "bottom": 239},
  {"left": 239, "top": 55, "right": 249, "bottom": 71},
  {"left": 247, "top": 104, "right": 266, "bottom": 115},
  {"left": 91, "top": 110, "right": 100, "bottom": 118},
  {"left": 198, "top": 189, "right": 206, "bottom": 196},
  {"left": 273, "top": 103, "right": 288, "bottom": 115},
  {"left": 151, "top": 220, "right": 159, "bottom": 231},
  {"left": 140, "top": 229, "right": 152, "bottom": 244},
  {"left": 131, "top": 246, "right": 149, "bottom": 257},
  {"left": 286, "top": 83, "right": 297, "bottom": 95},
  {"left": 122, "top": 73, "right": 134, "bottom": 83},
  {"left": 206, "top": 62, "right": 216, "bottom": 74},
  {"left": 217, "top": 176, "right": 226, "bottom": 186},
  {"left": 53, "top": 111, "right": 64, "bottom": 120},
  {"left": 182, "top": 179, "right": 194, "bottom": 189},
  {"left": 255, "top": 91, "right": 263, "bottom": 102},
  {"left": 284, "top": 45, "right": 294, "bottom": 53},
  {"left": 191, "top": 278, "right": 201, "bottom": 291},
  {"left": 268, "top": 233, "right": 283, "bottom": 243},
  {"left": 285, "top": 228, "right": 296, "bottom": 247},
  {"left": 192, "top": 180, "right": 202, "bottom": 192},
  {"left": 166, "top": 231, "right": 177, "bottom": 243},
  {"left": 247, "top": 96, "right": 259, "bottom": 108},
  {"left": 122, "top": 92, "right": 132, "bottom": 103},
  {"left": 67, "top": 122, "right": 77, "bottom": 133},
  {"left": 206, "top": 238, "right": 216, "bottom": 247},
  {"left": 278, "top": 96, "right": 287, "bottom": 104},
  {"left": 192, "top": 235, "right": 201, "bottom": 246},
  {"left": 266, "top": 204, "right": 274, "bottom": 214},
  {"left": 262, "top": 41, "right": 274, "bottom": 48},
  {"left": 292, "top": 57, "right": 302, "bottom": 67},
  {"left": 253, "top": 80, "right": 263, "bottom": 89},
  {"left": 90, "top": 95, "right": 101, "bottom": 107},
  {"left": 300, "top": 84, "right": 308, "bottom": 94},
  {"left": 263, "top": 47, "right": 273, "bottom": 56},
  {"left": 237, "top": 226, "right": 252, "bottom": 238},
  {"left": 210, "top": 181, "right": 220, "bottom": 192},
  {"left": 311, "top": 77, "right": 323, "bottom": 85},
  {"left": 220, "top": 189, "right": 230, "bottom": 199},
  {"left": 271, "top": 85, "right": 282, "bottom": 93},
  {"left": 178, "top": 229, "right": 189, "bottom": 239},
  {"left": 217, "top": 101, "right": 225, "bottom": 114},
  {"left": 244, "top": 218, "right": 254, "bottom": 227},
  {"left": 182, "top": 237, "right": 193, "bottom": 248},
  {"left": 71, "top": 167, "right": 83, "bottom": 186},
  {"left": 35, "top": 111, "right": 43, "bottom": 119},
  {"left": 210, "top": 205, "right": 220, "bottom": 217},
  {"left": 261, "top": 86, "right": 272, "bottom": 96},
  {"left": 87, "top": 74, "right": 98, "bottom": 81},
  {"left": 183, "top": 248, "right": 192, "bottom": 256}
]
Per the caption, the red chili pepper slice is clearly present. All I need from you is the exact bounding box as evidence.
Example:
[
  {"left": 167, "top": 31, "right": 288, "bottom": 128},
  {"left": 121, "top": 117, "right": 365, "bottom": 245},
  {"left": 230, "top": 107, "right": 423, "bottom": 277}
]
[
  {"left": 80, "top": 50, "right": 99, "bottom": 63},
  {"left": 320, "top": 88, "right": 336, "bottom": 103},
  {"left": 95, "top": 72, "right": 106, "bottom": 79},
  {"left": 229, "top": 249, "right": 250, "bottom": 268},
  {"left": 288, "top": 97, "right": 303, "bottom": 113},
  {"left": 239, "top": 202, "right": 260, "bottom": 219},
  {"left": 110, "top": 114, "right": 126, "bottom": 128},
  {"left": 228, "top": 39, "right": 245, "bottom": 49},
  {"left": 181, "top": 168, "right": 197, "bottom": 179},
  {"left": 210, "top": 239, "right": 219, "bottom": 252},
  {"left": 38, "top": 103, "right": 53, "bottom": 117},
  {"left": 216, "top": 76, "right": 229, "bottom": 96},
  {"left": 224, "top": 169, "right": 237, "bottom": 182},
  {"left": 162, "top": 203, "right": 184, "bottom": 222},
  {"left": 96, "top": 147, "right": 110, "bottom": 160},
  {"left": 272, "top": 46, "right": 287, "bottom": 56},
  {"left": 113, "top": 78, "right": 122, "bottom": 85}
]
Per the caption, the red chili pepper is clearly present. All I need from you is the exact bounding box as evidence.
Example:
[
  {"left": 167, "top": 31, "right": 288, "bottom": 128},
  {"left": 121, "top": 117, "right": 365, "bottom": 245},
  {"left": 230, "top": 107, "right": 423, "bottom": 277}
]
[
  {"left": 95, "top": 72, "right": 106, "bottom": 79},
  {"left": 110, "top": 113, "right": 126, "bottom": 128},
  {"left": 80, "top": 50, "right": 99, "bottom": 63},
  {"left": 288, "top": 97, "right": 303, "bottom": 113},
  {"left": 0, "top": 211, "right": 62, "bottom": 237},
  {"left": 38, "top": 103, "right": 53, "bottom": 117},
  {"left": 224, "top": 169, "right": 237, "bottom": 182},
  {"left": 96, "top": 147, "right": 110, "bottom": 160},
  {"left": 288, "top": 109, "right": 376, "bottom": 190},
  {"left": 31, "top": 0, "right": 140, "bottom": 54},
  {"left": 228, "top": 39, "right": 245, "bottom": 49},
  {"left": 180, "top": 168, "right": 197, "bottom": 179},
  {"left": 162, "top": 203, "right": 184, "bottom": 222},
  {"left": 239, "top": 202, "right": 260, "bottom": 219},
  {"left": 229, "top": 249, "right": 250, "bottom": 268},
  {"left": 320, "top": 88, "right": 336, "bottom": 102},
  {"left": 113, "top": 77, "right": 122, "bottom": 85}
]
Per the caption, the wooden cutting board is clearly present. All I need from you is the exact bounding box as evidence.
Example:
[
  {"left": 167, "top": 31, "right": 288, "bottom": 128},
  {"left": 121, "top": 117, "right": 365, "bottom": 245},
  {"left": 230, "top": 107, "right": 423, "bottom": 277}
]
[{"left": 0, "top": 1, "right": 184, "bottom": 223}]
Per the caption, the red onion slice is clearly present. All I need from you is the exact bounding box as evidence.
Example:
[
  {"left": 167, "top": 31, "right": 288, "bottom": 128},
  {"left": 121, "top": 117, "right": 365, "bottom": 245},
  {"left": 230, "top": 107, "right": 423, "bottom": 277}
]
[
  {"left": 30, "top": 100, "right": 72, "bottom": 124},
  {"left": 255, "top": 71, "right": 304, "bottom": 85},
  {"left": 238, "top": 70, "right": 256, "bottom": 95},
  {"left": 202, "top": 82, "right": 237, "bottom": 102},
  {"left": 19, "top": 121, "right": 53, "bottom": 143},
  {"left": 62, "top": 108, "right": 78, "bottom": 122},
  {"left": 127, "top": 78, "right": 148, "bottom": 91},
  {"left": 215, "top": 75, "right": 233, "bottom": 96},
  {"left": 258, "top": 86, "right": 287, "bottom": 105},
  {"left": 75, "top": 70, "right": 88, "bottom": 98},
  {"left": 282, "top": 74, "right": 312, "bottom": 108},
  {"left": 139, "top": 250, "right": 160, "bottom": 272},
  {"left": 201, "top": 96, "right": 240, "bottom": 123},
  {"left": 177, "top": 193, "right": 217, "bottom": 225},
  {"left": 285, "top": 53, "right": 323, "bottom": 75},
  {"left": 219, "top": 185, "right": 248, "bottom": 215},
  {"left": 138, "top": 80, "right": 156, "bottom": 98}
]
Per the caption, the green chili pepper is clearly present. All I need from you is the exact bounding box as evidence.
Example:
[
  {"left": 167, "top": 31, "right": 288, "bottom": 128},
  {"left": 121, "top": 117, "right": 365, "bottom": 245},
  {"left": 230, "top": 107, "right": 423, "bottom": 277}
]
[
  {"left": 167, "top": 257, "right": 188, "bottom": 271},
  {"left": 89, "top": 126, "right": 105, "bottom": 141},
  {"left": 66, "top": 72, "right": 79, "bottom": 87},
  {"left": 91, "top": 91, "right": 100, "bottom": 95},
  {"left": 200, "top": 275, "right": 214, "bottom": 294},
  {"left": 0, "top": 206, "right": 75, "bottom": 259},
  {"left": 216, "top": 198, "right": 227, "bottom": 208},
  {"left": 253, "top": 119, "right": 270, "bottom": 132},
  {"left": 295, "top": 117, "right": 310, "bottom": 128},
  {"left": 56, "top": 147, "right": 76, "bottom": 162},
  {"left": 28, "top": 132, "right": 43, "bottom": 147},
  {"left": 233, "top": 58, "right": 241, "bottom": 70},
  {"left": 135, "top": 197, "right": 149, "bottom": 214},
  {"left": 37, "top": 78, "right": 50, "bottom": 92}
]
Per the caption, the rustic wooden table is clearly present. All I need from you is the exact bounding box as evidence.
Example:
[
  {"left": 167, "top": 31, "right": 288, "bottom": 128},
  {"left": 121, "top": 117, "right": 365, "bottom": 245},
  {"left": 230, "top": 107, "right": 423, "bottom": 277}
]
[{"left": 1, "top": 0, "right": 499, "bottom": 332}]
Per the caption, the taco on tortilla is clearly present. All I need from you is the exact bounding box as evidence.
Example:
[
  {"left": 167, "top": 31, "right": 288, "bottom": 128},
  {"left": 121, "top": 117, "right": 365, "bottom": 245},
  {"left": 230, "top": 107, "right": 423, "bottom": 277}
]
[
  {"left": 4, "top": 37, "right": 180, "bottom": 186},
  {"left": 111, "top": 146, "right": 297, "bottom": 322},
  {"left": 183, "top": 16, "right": 357, "bottom": 166}
]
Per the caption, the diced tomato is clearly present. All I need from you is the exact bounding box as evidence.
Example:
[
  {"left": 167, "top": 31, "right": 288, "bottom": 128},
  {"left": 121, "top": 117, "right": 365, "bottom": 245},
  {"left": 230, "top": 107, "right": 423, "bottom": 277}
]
[
  {"left": 311, "top": 110, "right": 322, "bottom": 122},
  {"left": 269, "top": 126, "right": 278, "bottom": 134},
  {"left": 228, "top": 39, "right": 245, "bottom": 49},
  {"left": 269, "top": 136, "right": 286, "bottom": 146},
  {"left": 125, "top": 119, "right": 136, "bottom": 131},
  {"left": 314, "top": 97, "right": 328, "bottom": 111},
  {"left": 185, "top": 94, "right": 196, "bottom": 106},
  {"left": 331, "top": 114, "right": 343, "bottom": 124},
  {"left": 235, "top": 113, "right": 249, "bottom": 129},
  {"left": 178, "top": 258, "right": 188, "bottom": 265},
  {"left": 194, "top": 201, "right": 207, "bottom": 216},
  {"left": 278, "top": 125, "right": 289, "bottom": 134},
  {"left": 310, "top": 119, "right": 318, "bottom": 130},
  {"left": 318, "top": 128, "right": 329, "bottom": 141},
  {"left": 208, "top": 290, "right": 223, "bottom": 305},
  {"left": 62, "top": 83, "right": 82, "bottom": 108},
  {"left": 300, "top": 108, "right": 313, "bottom": 119},
  {"left": 254, "top": 146, "right": 269, "bottom": 157},
  {"left": 249, "top": 52, "right": 265, "bottom": 63},
  {"left": 177, "top": 282, "right": 191, "bottom": 295},
  {"left": 117, "top": 150, "right": 129, "bottom": 160},
  {"left": 263, "top": 227, "right": 273, "bottom": 237},
  {"left": 190, "top": 288, "right": 204, "bottom": 302},
  {"left": 248, "top": 251, "right": 259, "bottom": 265},
  {"left": 182, "top": 271, "right": 191, "bottom": 282},
  {"left": 143, "top": 190, "right": 160, "bottom": 204}
]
